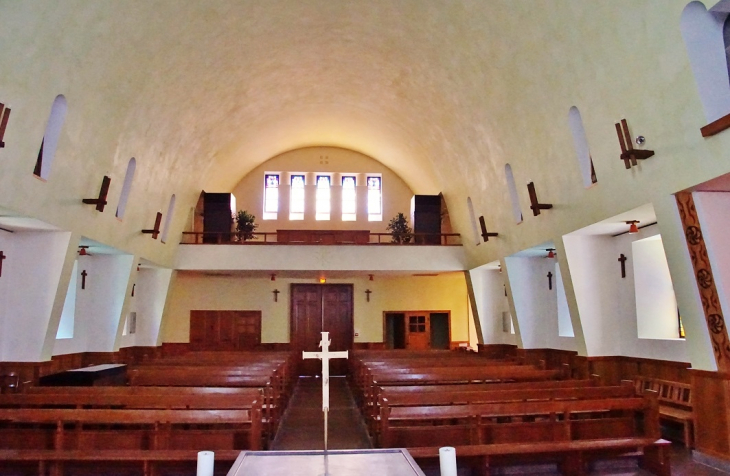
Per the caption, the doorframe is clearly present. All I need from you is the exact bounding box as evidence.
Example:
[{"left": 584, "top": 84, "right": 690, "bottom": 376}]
[{"left": 382, "top": 310, "right": 451, "bottom": 349}]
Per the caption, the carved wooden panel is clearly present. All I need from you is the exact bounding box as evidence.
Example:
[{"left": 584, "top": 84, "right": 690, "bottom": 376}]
[{"left": 676, "top": 192, "right": 730, "bottom": 371}]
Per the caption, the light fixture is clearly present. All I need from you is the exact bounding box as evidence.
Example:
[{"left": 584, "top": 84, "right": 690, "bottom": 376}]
[
  {"left": 368, "top": 274, "right": 374, "bottom": 281},
  {"left": 546, "top": 248, "right": 556, "bottom": 259},
  {"left": 319, "top": 277, "right": 326, "bottom": 284},
  {"left": 78, "top": 246, "right": 91, "bottom": 256},
  {"left": 626, "top": 220, "right": 640, "bottom": 234},
  {"left": 270, "top": 273, "right": 276, "bottom": 281}
]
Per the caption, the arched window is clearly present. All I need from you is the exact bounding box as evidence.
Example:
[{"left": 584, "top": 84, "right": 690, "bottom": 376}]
[
  {"left": 680, "top": 1, "right": 730, "bottom": 124},
  {"left": 568, "top": 106, "right": 597, "bottom": 187},
  {"left": 34, "top": 95, "right": 68, "bottom": 179},
  {"left": 160, "top": 194, "right": 176, "bottom": 244},
  {"left": 504, "top": 164, "right": 523, "bottom": 224},
  {"left": 116, "top": 158, "right": 136, "bottom": 219},
  {"left": 466, "top": 197, "right": 480, "bottom": 245}
]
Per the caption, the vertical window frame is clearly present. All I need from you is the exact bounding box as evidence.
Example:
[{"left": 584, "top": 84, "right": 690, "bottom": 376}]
[
  {"left": 341, "top": 175, "right": 357, "bottom": 221},
  {"left": 367, "top": 175, "right": 382, "bottom": 222},
  {"left": 289, "top": 174, "right": 306, "bottom": 220},
  {"left": 263, "top": 173, "right": 280, "bottom": 220}
]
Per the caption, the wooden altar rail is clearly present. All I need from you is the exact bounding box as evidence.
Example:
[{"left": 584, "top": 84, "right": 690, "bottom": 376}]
[{"left": 180, "top": 231, "right": 462, "bottom": 245}]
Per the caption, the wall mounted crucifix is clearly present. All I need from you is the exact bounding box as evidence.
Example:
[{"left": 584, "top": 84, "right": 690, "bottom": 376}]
[
  {"left": 615, "top": 119, "right": 654, "bottom": 169},
  {"left": 365, "top": 289, "right": 372, "bottom": 302},
  {"left": 478, "top": 216, "right": 498, "bottom": 242},
  {"left": 131, "top": 283, "right": 135, "bottom": 297},
  {"left": 0, "top": 103, "right": 11, "bottom": 148},
  {"left": 0, "top": 250, "right": 6, "bottom": 277},
  {"left": 82, "top": 175, "right": 112, "bottom": 212},
  {"left": 142, "top": 212, "right": 163, "bottom": 239},
  {"left": 527, "top": 182, "right": 553, "bottom": 216},
  {"left": 273, "top": 289, "right": 280, "bottom": 302},
  {"left": 547, "top": 271, "right": 553, "bottom": 290},
  {"left": 81, "top": 270, "right": 88, "bottom": 290},
  {"left": 618, "top": 254, "right": 628, "bottom": 278}
]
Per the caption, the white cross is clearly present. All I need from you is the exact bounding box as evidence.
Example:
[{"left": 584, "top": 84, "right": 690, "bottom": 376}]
[{"left": 302, "top": 331, "right": 348, "bottom": 450}]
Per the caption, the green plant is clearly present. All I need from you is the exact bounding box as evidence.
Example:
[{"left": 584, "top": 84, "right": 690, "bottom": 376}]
[
  {"left": 386, "top": 212, "right": 412, "bottom": 244},
  {"left": 235, "top": 210, "right": 258, "bottom": 241}
]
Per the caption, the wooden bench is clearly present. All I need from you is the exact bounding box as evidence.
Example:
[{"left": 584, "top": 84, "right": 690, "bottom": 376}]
[
  {"left": 0, "top": 408, "right": 261, "bottom": 475},
  {"left": 635, "top": 376, "right": 693, "bottom": 447},
  {"left": 379, "top": 393, "right": 670, "bottom": 475}
]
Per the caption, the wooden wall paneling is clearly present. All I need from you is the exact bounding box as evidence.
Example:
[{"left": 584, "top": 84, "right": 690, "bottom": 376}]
[{"left": 692, "top": 370, "right": 730, "bottom": 460}]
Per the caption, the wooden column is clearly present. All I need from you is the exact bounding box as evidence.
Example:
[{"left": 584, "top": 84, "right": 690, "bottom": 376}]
[{"left": 675, "top": 192, "right": 730, "bottom": 371}]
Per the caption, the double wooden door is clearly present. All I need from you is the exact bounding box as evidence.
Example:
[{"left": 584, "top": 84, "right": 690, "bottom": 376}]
[{"left": 290, "top": 284, "right": 354, "bottom": 376}]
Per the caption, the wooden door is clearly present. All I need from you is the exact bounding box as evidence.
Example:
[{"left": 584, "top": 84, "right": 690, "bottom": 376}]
[
  {"left": 291, "top": 284, "right": 354, "bottom": 376},
  {"left": 190, "top": 310, "right": 261, "bottom": 350},
  {"left": 406, "top": 313, "right": 429, "bottom": 350}
]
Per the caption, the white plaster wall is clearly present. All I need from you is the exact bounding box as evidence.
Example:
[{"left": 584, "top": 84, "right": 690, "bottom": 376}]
[
  {"left": 0, "top": 231, "right": 71, "bottom": 361},
  {"left": 53, "top": 254, "right": 135, "bottom": 355},
  {"left": 162, "top": 273, "right": 469, "bottom": 345},
  {"left": 563, "top": 228, "right": 688, "bottom": 362},
  {"left": 504, "top": 256, "right": 577, "bottom": 352},
  {"left": 175, "top": 244, "right": 466, "bottom": 272},
  {"left": 468, "top": 267, "right": 516, "bottom": 345}
]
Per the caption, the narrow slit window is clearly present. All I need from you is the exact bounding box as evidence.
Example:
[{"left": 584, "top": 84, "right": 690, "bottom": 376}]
[
  {"left": 466, "top": 197, "right": 480, "bottom": 245},
  {"left": 263, "top": 174, "right": 279, "bottom": 220},
  {"left": 34, "top": 95, "right": 68, "bottom": 180},
  {"left": 116, "top": 158, "right": 136, "bottom": 219},
  {"left": 315, "top": 175, "right": 331, "bottom": 221},
  {"left": 160, "top": 194, "right": 176, "bottom": 244},
  {"left": 290, "top": 175, "right": 305, "bottom": 220},
  {"left": 56, "top": 260, "right": 78, "bottom": 339},
  {"left": 568, "top": 106, "right": 597, "bottom": 187},
  {"left": 342, "top": 176, "right": 357, "bottom": 221},
  {"left": 367, "top": 176, "right": 382, "bottom": 221},
  {"left": 504, "top": 164, "right": 523, "bottom": 224}
]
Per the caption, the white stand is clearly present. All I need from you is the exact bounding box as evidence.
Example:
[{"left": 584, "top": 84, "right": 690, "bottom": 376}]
[{"left": 302, "top": 331, "right": 349, "bottom": 451}]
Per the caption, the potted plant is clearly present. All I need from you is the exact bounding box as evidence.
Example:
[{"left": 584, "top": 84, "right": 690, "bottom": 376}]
[
  {"left": 386, "top": 212, "right": 412, "bottom": 244},
  {"left": 235, "top": 210, "right": 258, "bottom": 241}
]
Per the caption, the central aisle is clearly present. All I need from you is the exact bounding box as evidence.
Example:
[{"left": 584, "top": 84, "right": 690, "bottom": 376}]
[{"left": 271, "top": 376, "right": 372, "bottom": 450}]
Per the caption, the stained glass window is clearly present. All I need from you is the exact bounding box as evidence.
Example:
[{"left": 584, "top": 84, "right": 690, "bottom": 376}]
[
  {"left": 263, "top": 174, "right": 279, "bottom": 220},
  {"left": 315, "top": 175, "right": 331, "bottom": 221},
  {"left": 290, "top": 174, "right": 305, "bottom": 220},
  {"left": 342, "top": 176, "right": 357, "bottom": 221},
  {"left": 367, "top": 176, "right": 382, "bottom": 221}
]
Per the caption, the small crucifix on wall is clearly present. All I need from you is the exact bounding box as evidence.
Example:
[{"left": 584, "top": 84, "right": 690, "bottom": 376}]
[
  {"left": 273, "top": 289, "right": 280, "bottom": 302},
  {"left": 81, "top": 270, "right": 88, "bottom": 290},
  {"left": 0, "top": 250, "right": 6, "bottom": 277},
  {"left": 547, "top": 272, "right": 553, "bottom": 290},
  {"left": 365, "top": 289, "right": 372, "bottom": 302},
  {"left": 131, "top": 283, "right": 135, "bottom": 297},
  {"left": 618, "top": 254, "right": 627, "bottom": 278}
]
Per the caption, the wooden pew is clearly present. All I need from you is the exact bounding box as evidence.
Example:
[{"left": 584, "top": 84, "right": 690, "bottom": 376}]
[
  {"left": 635, "top": 375, "right": 693, "bottom": 447},
  {"left": 0, "top": 407, "right": 262, "bottom": 475},
  {"left": 379, "top": 393, "right": 670, "bottom": 476}
]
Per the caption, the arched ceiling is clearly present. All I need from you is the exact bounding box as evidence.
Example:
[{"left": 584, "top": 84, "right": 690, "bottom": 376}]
[{"left": 5, "top": 1, "right": 512, "bottom": 195}]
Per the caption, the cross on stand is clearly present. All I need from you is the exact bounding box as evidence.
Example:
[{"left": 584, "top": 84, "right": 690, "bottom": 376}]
[
  {"left": 0, "top": 251, "right": 5, "bottom": 277},
  {"left": 302, "top": 332, "right": 349, "bottom": 452},
  {"left": 618, "top": 254, "right": 628, "bottom": 278}
]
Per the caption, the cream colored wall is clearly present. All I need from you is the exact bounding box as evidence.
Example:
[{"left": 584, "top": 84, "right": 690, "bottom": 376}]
[
  {"left": 161, "top": 272, "right": 469, "bottom": 345},
  {"left": 230, "top": 146, "right": 414, "bottom": 234}
]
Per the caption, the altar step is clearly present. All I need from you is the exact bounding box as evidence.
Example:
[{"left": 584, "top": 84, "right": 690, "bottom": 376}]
[{"left": 272, "top": 376, "right": 372, "bottom": 450}]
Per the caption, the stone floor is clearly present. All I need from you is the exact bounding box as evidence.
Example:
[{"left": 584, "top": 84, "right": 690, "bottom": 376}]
[{"left": 272, "top": 377, "right": 729, "bottom": 475}]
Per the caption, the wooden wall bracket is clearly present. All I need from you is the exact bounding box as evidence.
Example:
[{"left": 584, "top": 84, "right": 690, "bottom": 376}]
[
  {"left": 478, "top": 216, "right": 498, "bottom": 242},
  {"left": 0, "top": 103, "right": 11, "bottom": 148},
  {"left": 142, "top": 212, "right": 163, "bottom": 239},
  {"left": 527, "top": 182, "right": 553, "bottom": 216},
  {"left": 81, "top": 175, "right": 111, "bottom": 212},
  {"left": 615, "top": 119, "right": 654, "bottom": 169}
]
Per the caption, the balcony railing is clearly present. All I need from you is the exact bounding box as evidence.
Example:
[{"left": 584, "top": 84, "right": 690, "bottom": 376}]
[{"left": 180, "top": 231, "right": 462, "bottom": 246}]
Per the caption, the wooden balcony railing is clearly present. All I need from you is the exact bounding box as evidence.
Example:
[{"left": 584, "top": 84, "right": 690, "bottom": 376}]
[{"left": 180, "top": 231, "right": 462, "bottom": 246}]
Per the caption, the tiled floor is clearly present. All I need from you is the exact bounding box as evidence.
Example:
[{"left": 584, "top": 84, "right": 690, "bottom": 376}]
[{"left": 272, "top": 377, "right": 729, "bottom": 475}]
